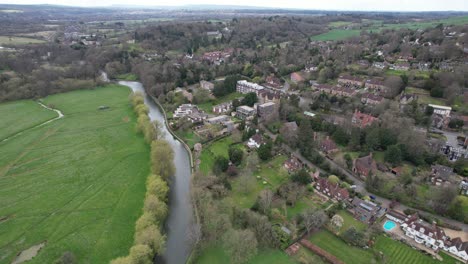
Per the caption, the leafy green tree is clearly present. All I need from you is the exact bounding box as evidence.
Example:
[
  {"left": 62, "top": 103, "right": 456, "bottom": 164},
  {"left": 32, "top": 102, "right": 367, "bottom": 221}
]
[
  {"left": 135, "top": 225, "right": 166, "bottom": 255},
  {"left": 151, "top": 140, "right": 175, "bottom": 180},
  {"left": 213, "top": 156, "right": 229, "bottom": 174},
  {"left": 257, "top": 142, "right": 272, "bottom": 161},
  {"left": 222, "top": 229, "right": 258, "bottom": 264},
  {"left": 291, "top": 169, "right": 312, "bottom": 185},
  {"left": 365, "top": 128, "right": 380, "bottom": 150},
  {"left": 228, "top": 146, "right": 243, "bottom": 165},
  {"left": 298, "top": 120, "right": 315, "bottom": 158},
  {"left": 384, "top": 145, "right": 402, "bottom": 166},
  {"left": 332, "top": 127, "right": 349, "bottom": 146},
  {"left": 129, "top": 245, "right": 153, "bottom": 264},
  {"left": 343, "top": 227, "right": 366, "bottom": 247},
  {"left": 344, "top": 153, "right": 353, "bottom": 169},
  {"left": 241, "top": 92, "right": 258, "bottom": 107}
]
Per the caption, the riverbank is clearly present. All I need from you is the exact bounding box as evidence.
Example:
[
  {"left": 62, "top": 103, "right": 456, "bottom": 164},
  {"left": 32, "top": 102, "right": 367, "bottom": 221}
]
[{"left": 119, "top": 81, "right": 195, "bottom": 264}]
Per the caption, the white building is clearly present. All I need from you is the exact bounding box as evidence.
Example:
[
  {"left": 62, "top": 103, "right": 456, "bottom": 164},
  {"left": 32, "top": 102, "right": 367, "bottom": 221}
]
[
  {"left": 247, "top": 134, "right": 264, "bottom": 149},
  {"left": 401, "top": 214, "right": 448, "bottom": 250},
  {"left": 444, "top": 237, "right": 468, "bottom": 261},
  {"left": 174, "top": 104, "right": 197, "bottom": 118},
  {"left": 236, "top": 80, "right": 264, "bottom": 94},
  {"left": 429, "top": 104, "right": 452, "bottom": 117}
]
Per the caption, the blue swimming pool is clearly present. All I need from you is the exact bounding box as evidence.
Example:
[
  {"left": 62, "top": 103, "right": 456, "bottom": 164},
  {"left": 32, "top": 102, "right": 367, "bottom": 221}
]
[{"left": 383, "top": 220, "right": 396, "bottom": 231}]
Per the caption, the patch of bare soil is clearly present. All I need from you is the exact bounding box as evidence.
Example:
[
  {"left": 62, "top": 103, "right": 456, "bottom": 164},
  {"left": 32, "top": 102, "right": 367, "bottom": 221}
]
[{"left": 11, "top": 242, "right": 46, "bottom": 264}]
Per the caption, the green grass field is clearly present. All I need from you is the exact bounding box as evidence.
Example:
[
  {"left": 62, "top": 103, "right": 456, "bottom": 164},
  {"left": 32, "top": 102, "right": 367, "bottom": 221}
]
[
  {"left": 328, "top": 21, "right": 354, "bottom": 28},
  {"left": 197, "top": 92, "right": 243, "bottom": 114},
  {"left": 374, "top": 235, "right": 460, "bottom": 264},
  {"left": 0, "top": 36, "right": 45, "bottom": 45},
  {"left": 309, "top": 230, "right": 459, "bottom": 264},
  {"left": 0, "top": 100, "right": 57, "bottom": 140},
  {"left": 334, "top": 210, "right": 366, "bottom": 234},
  {"left": 313, "top": 16, "right": 468, "bottom": 42},
  {"left": 196, "top": 245, "right": 295, "bottom": 264},
  {"left": 115, "top": 73, "right": 138, "bottom": 81},
  {"left": 0, "top": 85, "right": 149, "bottom": 263},
  {"left": 199, "top": 137, "right": 234, "bottom": 174},
  {"left": 310, "top": 30, "right": 361, "bottom": 41},
  {"left": 309, "top": 230, "right": 376, "bottom": 264}
]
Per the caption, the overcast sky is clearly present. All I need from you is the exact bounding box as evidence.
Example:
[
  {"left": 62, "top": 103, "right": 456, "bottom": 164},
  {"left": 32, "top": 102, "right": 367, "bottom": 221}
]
[{"left": 3, "top": 0, "right": 468, "bottom": 11}]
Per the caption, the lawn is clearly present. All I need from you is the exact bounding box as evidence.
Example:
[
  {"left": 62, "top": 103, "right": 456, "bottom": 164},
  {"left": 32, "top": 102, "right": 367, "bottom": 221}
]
[
  {"left": 334, "top": 210, "right": 366, "bottom": 234},
  {"left": 0, "top": 36, "right": 45, "bottom": 45},
  {"left": 309, "top": 230, "right": 376, "bottom": 264},
  {"left": 199, "top": 137, "right": 234, "bottom": 174},
  {"left": 115, "top": 73, "right": 138, "bottom": 81},
  {"left": 196, "top": 245, "right": 295, "bottom": 264},
  {"left": 0, "top": 85, "right": 149, "bottom": 264},
  {"left": 197, "top": 92, "right": 243, "bottom": 114},
  {"left": 231, "top": 154, "right": 289, "bottom": 209},
  {"left": 329, "top": 21, "right": 353, "bottom": 28},
  {"left": 374, "top": 235, "right": 460, "bottom": 264},
  {"left": 292, "top": 247, "right": 327, "bottom": 264},
  {"left": 286, "top": 197, "right": 318, "bottom": 220},
  {"left": 310, "top": 30, "right": 361, "bottom": 41},
  {"left": 176, "top": 129, "right": 202, "bottom": 149},
  {"left": 0, "top": 100, "right": 57, "bottom": 140}
]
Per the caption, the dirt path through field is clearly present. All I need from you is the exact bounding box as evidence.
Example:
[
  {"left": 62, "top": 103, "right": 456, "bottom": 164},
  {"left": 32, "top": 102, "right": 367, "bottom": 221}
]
[{"left": 0, "top": 101, "right": 63, "bottom": 143}]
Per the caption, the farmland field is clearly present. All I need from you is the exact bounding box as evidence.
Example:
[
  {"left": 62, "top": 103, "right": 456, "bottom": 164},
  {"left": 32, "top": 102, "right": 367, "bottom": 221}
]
[
  {"left": 0, "top": 36, "right": 45, "bottom": 45},
  {"left": 310, "top": 29, "right": 361, "bottom": 41},
  {"left": 0, "top": 85, "right": 149, "bottom": 263},
  {"left": 0, "top": 100, "right": 57, "bottom": 140}
]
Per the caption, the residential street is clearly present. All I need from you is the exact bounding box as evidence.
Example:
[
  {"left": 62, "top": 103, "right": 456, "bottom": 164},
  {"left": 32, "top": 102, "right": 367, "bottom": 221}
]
[{"left": 261, "top": 124, "right": 468, "bottom": 232}]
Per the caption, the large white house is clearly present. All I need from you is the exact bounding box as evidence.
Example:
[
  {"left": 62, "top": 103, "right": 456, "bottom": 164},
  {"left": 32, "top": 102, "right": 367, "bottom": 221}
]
[
  {"left": 401, "top": 214, "right": 448, "bottom": 250},
  {"left": 428, "top": 104, "right": 452, "bottom": 117},
  {"left": 444, "top": 237, "right": 468, "bottom": 261},
  {"left": 236, "top": 80, "right": 264, "bottom": 94},
  {"left": 247, "top": 134, "right": 264, "bottom": 149}
]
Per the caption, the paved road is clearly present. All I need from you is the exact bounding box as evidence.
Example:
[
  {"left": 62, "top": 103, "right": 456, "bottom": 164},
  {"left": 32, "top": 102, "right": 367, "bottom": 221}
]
[{"left": 260, "top": 124, "right": 468, "bottom": 232}]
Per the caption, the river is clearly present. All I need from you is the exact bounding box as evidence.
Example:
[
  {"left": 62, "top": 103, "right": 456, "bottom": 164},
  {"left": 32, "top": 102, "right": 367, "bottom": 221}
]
[{"left": 119, "top": 81, "right": 193, "bottom": 264}]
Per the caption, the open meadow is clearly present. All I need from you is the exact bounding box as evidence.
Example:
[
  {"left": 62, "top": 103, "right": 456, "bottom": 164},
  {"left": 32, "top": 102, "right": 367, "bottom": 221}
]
[
  {"left": 0, "top": 100, "right": 57, "bottom": 140},
  {"left": 0, "top": 85, "right": 149, "bottom": 263},
  {"left": 0, "top": 36, "right": 45, "bottom": 45}
]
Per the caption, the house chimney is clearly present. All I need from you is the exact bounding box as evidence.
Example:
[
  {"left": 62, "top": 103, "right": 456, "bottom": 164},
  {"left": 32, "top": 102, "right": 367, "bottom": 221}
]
[
  {"left": 369, "top": 152, "right": 373, "bottom": 159},
  {"left": 326, "top": 135, "right": 330, "bottom": 141}
]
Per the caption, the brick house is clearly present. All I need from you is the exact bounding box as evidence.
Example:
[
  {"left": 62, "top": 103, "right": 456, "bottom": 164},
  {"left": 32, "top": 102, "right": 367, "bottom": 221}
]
[
  {"left": 314, "top": 177, "right": 350, "bottom": 201},
  {"left": 320, "top": 136, "right": 338, "bottom": 154},
  {"left": 338, "top": 75, "right": 364, "bottom": 87},
  {"left": 291, "top": 72, "right": 305, "bottom": 83},
  {"left": 353, "top": 153, "right": 377, "bottom": 178},
  {"left": 351, "top": 109, "right": 378, "bottom": 128}
]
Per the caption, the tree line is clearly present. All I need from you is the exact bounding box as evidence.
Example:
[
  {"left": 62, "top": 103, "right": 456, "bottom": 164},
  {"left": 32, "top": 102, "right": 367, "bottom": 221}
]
[{"left": 111, "top": 92, "right": 175, "bottom": 264}]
